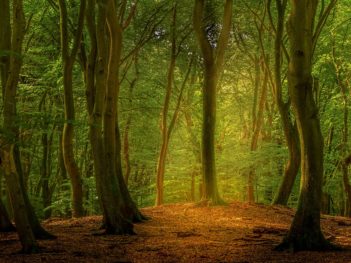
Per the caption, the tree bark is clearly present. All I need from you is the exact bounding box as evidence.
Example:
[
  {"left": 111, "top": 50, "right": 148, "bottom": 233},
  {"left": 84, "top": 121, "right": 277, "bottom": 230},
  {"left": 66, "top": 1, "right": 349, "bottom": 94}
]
[
  {"left": 193, "top": 0, "right": 232, "bottom": 205},
  {"left": 276, "top": 0, "right": 336, "bottom": 251},
  {"left": 0, "top": 0, "right": 10, "bottom": 96},
  {"left": 0, "top": 198, "right": 15, "bottom": 232},
  {"left": 269, "top": 0, "right": 301, "bottom": 206},
  {"left": 58, "top": 0, "right": 86, "bottom": 218},
  {"left": 0, "top": 0, "right": 39, "bottom": 253},
  {"left": 155, "top": 5, "right": 177, "bottom": 206},
  {"left": 248, "top": 58, "right": 268, "bottom": 203}
]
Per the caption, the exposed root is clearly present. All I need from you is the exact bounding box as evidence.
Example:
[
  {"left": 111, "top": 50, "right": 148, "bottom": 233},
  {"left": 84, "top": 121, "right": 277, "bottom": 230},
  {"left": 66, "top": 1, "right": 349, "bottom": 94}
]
[
  {"left": 275, "top": 235, "right": 342, "bottom": 252},
  {"left": 34, "top": 230, "right": 57, "bottom": 240}
]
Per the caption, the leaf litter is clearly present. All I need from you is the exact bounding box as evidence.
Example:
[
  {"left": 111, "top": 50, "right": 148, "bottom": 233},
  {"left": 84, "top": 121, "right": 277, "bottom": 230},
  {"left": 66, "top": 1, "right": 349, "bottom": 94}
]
[{"left": 1, "top": 202, "right": 351, "bottom": 262}]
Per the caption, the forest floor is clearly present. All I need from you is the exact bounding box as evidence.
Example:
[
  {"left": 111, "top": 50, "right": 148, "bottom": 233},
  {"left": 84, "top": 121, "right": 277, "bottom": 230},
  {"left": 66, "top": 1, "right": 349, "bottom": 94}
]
[{"left": 1, "top": 202, "right": 351, "bottom": 262}]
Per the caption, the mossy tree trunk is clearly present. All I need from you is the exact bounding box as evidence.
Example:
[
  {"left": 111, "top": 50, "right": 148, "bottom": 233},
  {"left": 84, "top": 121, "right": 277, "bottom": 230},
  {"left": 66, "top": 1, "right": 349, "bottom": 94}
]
[{"left": 193, "top": 0, "right": 232, "bottom": 205}]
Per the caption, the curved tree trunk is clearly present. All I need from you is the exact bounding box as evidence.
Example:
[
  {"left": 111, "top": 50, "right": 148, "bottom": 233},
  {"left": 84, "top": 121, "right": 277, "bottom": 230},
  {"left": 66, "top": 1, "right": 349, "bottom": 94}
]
[
  {"left": 267, "top": 0, "right": 300, "bottom": 206},
  {"left": 61, "top": 62, "right": 84, "bottom": 217},
  {"left": 273, "top": 118, "right": 300, "bottom": 205},
  {"left": 276, "top": 0, "right": 336, "bottom": 251},
  {"left": 116, "top": 125, "right": 146, "bottom": 222},
  {"left": 14, "top": 146, "right": 56, "bottom": 239},
  {"left": 58, "top": 0, "right": 86, "bottom": 218},
  {"left": 0, "top": 0, "right": 39, "bottom": 253}
]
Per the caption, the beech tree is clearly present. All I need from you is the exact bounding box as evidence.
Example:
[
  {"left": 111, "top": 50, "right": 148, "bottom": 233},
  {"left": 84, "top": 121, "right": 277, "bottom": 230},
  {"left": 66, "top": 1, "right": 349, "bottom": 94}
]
[
  {"left": 277, "top": 0, "right": 338, "bottom": 251},
  {"left": 83, "top": 0, "right": 144, "bottom": 233},
  {"left": 58, "top": 0, "right": 86, "bottom": 218},
  {"left": 267, "top": 0, "right": 301, "bottom": 206},
  {"left": 0, "top": 0, "right": 54, "bottom": 253},
  {"left": 193, "top": 0, "right": 232, "bottom": 204}
]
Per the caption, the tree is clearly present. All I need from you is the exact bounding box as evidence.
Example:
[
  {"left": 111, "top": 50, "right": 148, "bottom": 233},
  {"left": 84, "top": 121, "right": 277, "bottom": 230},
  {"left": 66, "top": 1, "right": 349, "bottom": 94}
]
[
  {"left": 276, "top": 0, "right": 338, "bottom": 251},
  {"left": 0, "top": 0, "right": 39, "bottom": 253},
  {"left": 155, "top": 3, "right": 194, "bottom": 206},
  {"left": 58, "top": 0, "right": 86, "bottom": 218},
  {"left": 267, "top": 0, "right": 301, "bottom": 206},
  {"left": 193, "top": 0, "right": 232, "bottom": 204},
  {"left": 84, "top": 0, "right": 145, "bottom": 233}
]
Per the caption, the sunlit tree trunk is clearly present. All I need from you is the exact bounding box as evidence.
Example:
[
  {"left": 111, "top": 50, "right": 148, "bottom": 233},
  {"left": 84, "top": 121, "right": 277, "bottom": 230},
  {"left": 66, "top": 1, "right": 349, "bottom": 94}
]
[
  {"left": 58, "top": 0, "right": 86, "bottom": 218},
  {"left": 155, "top": 5, "right": 192, "bottom": 206},
  {"left": 155, "top": 5, "right": 177, "bottom": 206},
  {"left": 184, "top": 69, "right": 201, "bottom": 202},
  {"left": 248, "top": 61, "right": 268, "bottom": 203},
  {"left": 193, "top": 0, "right": 232, "bottom": 205}
]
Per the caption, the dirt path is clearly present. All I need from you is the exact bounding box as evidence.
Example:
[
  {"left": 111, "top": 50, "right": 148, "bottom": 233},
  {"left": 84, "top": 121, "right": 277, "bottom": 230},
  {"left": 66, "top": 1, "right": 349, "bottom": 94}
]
[{"left": 1, "top": 202, "right": 351, "bottom": 262}]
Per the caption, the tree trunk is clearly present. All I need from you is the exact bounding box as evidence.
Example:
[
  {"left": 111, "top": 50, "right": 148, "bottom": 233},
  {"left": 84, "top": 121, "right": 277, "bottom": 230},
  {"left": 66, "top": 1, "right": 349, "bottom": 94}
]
[
  {"left": 193, "top": 0, "right": 232, "bottom": 205},
  {"left": 58, "top": 0, "right": 86, "bottom": 218},
  {"left": 0, "top": 0, "right": 39, "bottom": 253},
  {"left": 276, "top": 0, "right": 335, "bottom": 251},
  {"left": 0, "top": 198, "right": 15, "bottom": 232},
  {"left": 0, "top": 0, "right": 10, "bottom": 96},
  {"left": 270, "top": 0, "right": 300, "bottom": 206},
  {"left": 184, "top": 91, "right": 201, "bottom": 203},
  {"left": 123, "top": 116, "right": 131, "bottom": 185},
  {"left": 155, "top": 5, "right": 177, "bottom": 206},
  {"left": 99, "top": 0, "right": 134, "bottom": 234},
  {"left": 82, "top": 0, "right": 144, "bottom": 231},
  {"left": 248, "top": 58, "right": 268, "bottom": 203}
]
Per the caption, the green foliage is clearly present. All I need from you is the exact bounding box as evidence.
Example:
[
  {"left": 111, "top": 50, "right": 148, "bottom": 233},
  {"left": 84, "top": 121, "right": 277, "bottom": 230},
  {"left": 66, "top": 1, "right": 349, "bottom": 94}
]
[{"left": 1, "top": 0, "right": 350, "bottom": 220}]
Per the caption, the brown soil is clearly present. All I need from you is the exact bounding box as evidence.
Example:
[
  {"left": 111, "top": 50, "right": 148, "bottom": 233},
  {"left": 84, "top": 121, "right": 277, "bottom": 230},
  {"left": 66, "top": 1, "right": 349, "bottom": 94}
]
[{"left": 1, "top": 202, "right": 351, "bottom": 262}]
